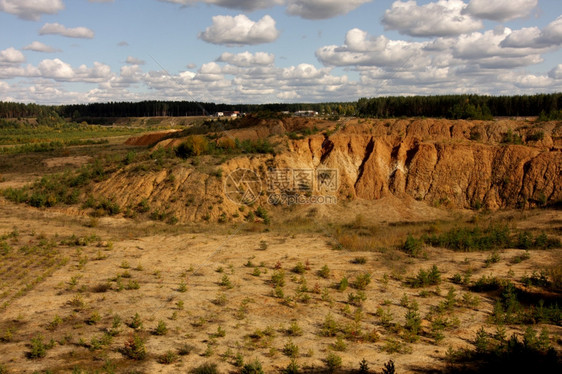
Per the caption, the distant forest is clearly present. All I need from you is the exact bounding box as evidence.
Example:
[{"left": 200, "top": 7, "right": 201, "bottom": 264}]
[{"left": 1, "top": 93, "right": 561, "bottom": 121}]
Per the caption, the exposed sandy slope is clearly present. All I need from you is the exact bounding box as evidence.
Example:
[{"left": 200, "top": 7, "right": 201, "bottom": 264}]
[{"left": 113, "top": 118, "right": 562, "bottom": 223}]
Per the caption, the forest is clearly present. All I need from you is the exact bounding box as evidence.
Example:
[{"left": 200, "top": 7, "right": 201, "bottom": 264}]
[{"left": 0, "top": 93, "right": 561, "bottom": 121}]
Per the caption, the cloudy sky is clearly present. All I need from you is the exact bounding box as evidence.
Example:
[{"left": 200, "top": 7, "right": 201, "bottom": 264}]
[{"left": 0, "top": 0, "right": 561, "bottom": 104}]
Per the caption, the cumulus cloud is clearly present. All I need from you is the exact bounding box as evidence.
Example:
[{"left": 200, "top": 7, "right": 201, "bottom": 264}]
[
  {"left": 23, "top": 41, "right": 60, "bottom": 53},
  {"left": 37, "top": 59, "right": 75, "bottom": 80},
  {"left": 0, "top": 47, "right": 26, "bottom": 64},
  {"left": 286, "top": 0, "right": 372, "bottom": 19},
  {"left": 502, "top": 16, "right": 562, "bottom": 49},
  {"left": 216, "top": 51, "right": 274, "bottom": 67},
  {"left": 316, "top": 28, "right": 427, "bottom": 67},
  {"left": 199, "top": 14, "right": 279, "bottom": 46},
  {"left": 451, "top": 27, "right": 548, "bottom": 68},
  {"left": 158, "top": 0, "right": 283, "bottom": 11},
  {"left": 0, "top": 0, "right": 64, "bottom": 21},
  {"left": 0, "top": 57, "right": 113, "bottom": 83},
  {"left": 382, "top": 0, "right": 482, "bottom": 37},
  {"left": 39, "top": 23, "right": 95, "bottom": 39},
  {"left": 463, "top": 0, "right": 537, "bottom": 22},
  {"left": 126, "top": 56, "right": 146, "bottom": 65}
]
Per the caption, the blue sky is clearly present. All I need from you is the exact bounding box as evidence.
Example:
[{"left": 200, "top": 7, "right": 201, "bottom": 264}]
[{"left": 0, "top": 0, "right": 561, "bottom": 104}]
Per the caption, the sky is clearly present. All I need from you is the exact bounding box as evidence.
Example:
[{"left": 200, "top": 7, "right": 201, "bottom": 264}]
[{"left": 0, "top": 0, "right": 561, "bottom": 104}]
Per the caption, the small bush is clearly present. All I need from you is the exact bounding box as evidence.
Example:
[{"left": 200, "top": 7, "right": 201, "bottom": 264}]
[
  {"left": 27, "top": 335, "right": 53, "bottom": 359},
  {"left": 128, "top": 313, "right": 143, "bottom": 330},
  {"left": 351, "top": 256, "right": 367, "bottom": 264},
  {"left": 408, "top": 265, "right": 441, "bottom": 287},
  {"left": 120, "top": 334, "right": 146, "bottom": 360},
  {"left": 241, "top": 359, "right": 265, "bottom": 374},
  {"left": 317, "top": 265, "right": 330, "bottom": 278},
  {"left": 282, "top": 340, "right": 300, "bottom": 358},
  {"left": 154, "top": 320, "right": 168, "bottom": 336},
  {"left": 403, "top": 234, "right": 422, "bottom": 256},
  {"left": 353, "top": 273, "right": 371, "bottom": 290},
  {"left": 321, "top": 313, "right": 339, "bottom": 337},
  {"left": 292, "top": 262, "right": 306, "bottom": 274},
  {"left": 325, "top": 352, "right": 343, "bottom": 372},
  {"left": 157, "top": 350, "right": 178, "bottom": 364},
  {"left": 336, "top": 276, "right": 349, "bottom": 291},
  {"left": 190, "top": 362, "right": 219, "bottom": 374},
  {"left": 287, "top": 321, "right": 303, "bottom": 336}
]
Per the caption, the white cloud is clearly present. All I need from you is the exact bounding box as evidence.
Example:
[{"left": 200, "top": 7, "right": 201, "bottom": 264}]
[
  {"left": 194, "top": 62, "right": 224, "bottom": 81},
  {"left": 39, "top": 23, "right": 95, "bottom": 39},
  {"left": 23, "top": 41, "right": 60, "bottom": 53},
  {"left": 37, "top": 59, "right": 75, "bottom": 80},
  {"left": 0, "top": 0, "right": 64, "bottom": 21},
  {"left": 199, "top": 14, "right": 279, "bottom": 46},
  {"left": 0, "top": 47, "right": 26, "bottom": 64},
  {"left": 75, "top": 62, "right": 113, "bottom": 82},
  {"left": 0, "top": 57, "right": 113, "bottom": 83},
  {"left": 216, "top": 51, "right": 274, "bottom": 67},
  {"left": 286, "top": 0, "right": 372, "bottom": 20},
  {"left": 158, "top": 0, "right": 283, "bottom": 11},
  {"left": 126, "top": 56, "right": 146, "bottom": 65},
  {"left": 463, "top": 0, "right": 537, "bottom": 22},
  {"left": 502, "top": 16, "right": 562, "bottom": 49},
  {"left": 316, "top": 28, "right": 427, "bottom": 67},
  {"left": 451, "top": 27, "right": 549, "bottom": 68},
  {"left": 382, "top": 0, "right": 482, "bottom": 37},
  {"left": 501, "top": 71, "right": 553, "bottom": 89}
]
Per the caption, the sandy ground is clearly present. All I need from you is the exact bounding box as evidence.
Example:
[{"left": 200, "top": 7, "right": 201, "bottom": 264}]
[{"left": 0, "top": 199, "right": 560, "bottom": 373}]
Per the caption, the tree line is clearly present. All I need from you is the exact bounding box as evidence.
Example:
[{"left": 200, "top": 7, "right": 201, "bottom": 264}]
[{"left": 0, "top": 93, "right": 560, "bottom": 120}]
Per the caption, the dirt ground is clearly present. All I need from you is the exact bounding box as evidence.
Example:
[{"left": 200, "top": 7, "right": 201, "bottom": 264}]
[{"left": 0, "top": 198, "right": 560, "bottom": 373}]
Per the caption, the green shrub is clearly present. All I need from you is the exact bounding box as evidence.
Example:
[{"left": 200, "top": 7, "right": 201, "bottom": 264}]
[
  {"left": 408, "top": 265, "right": 441, "bottom": 287},
  {"left": 271, "top": 270, "right": 285, "bottom": 288},
  {"left": 157, "top": 350, "right": 178, "bottom": 364},
  {"left": 287, "top": 321, "right": 303, "bottom": 336},
  {"left": 120, "top": 334, "right": 146, "bottom": 360},
  {"left": 27, "top": 335, "right": 53, "bottom": 359},
  {"left": 336, "top": 276, "right": 349, "bottom": 291},
  {"left": 424, "top": 225, "right": 512, "bottom": 251},
  {"left": 190, "top": 362, "right": 219, "bottom": 374},
  {"left": 403, "top": 234, "right": 422, "bottom": 256},
  {"left": 282, "top": 340, "right": 299, "bottom": 358},
  {"left": 325, "top": 352, "right": 342, "bottom": 372},
  {"left": 351, "top": 256, "right": 367, "bottom": 264},
  {"left": 292, "top": 262, "right": 306, "bottom": 274},
  {"left": 321, "top": 313, "right": 339, "bottom": 337},
  {"left": 283, "top": 360, "right": 300, "bottom": 374},
  {"left": 382, "top": 360, "right": 396, "bottom": 374},
  {"left": 241, "top": 359, "right": 265, "bottom": 374},
  {"left": 154, "top": 320, "right": 168, "bottom": 336},
  {"left": 128, "top": 313, "right": 143, "bottom": 329},
  {"left": 353, "top": 273, "right": 371, "bottom": 290}
]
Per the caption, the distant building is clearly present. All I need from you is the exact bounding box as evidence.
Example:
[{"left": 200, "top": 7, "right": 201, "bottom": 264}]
[
  {"left": 294, "top": 110, "right": 318, "bottom": 117},
  {"left": 214, "top": 111, "right": 240, "bottom": 118}
]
